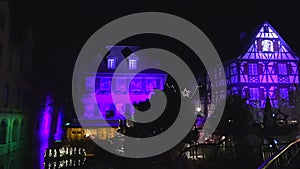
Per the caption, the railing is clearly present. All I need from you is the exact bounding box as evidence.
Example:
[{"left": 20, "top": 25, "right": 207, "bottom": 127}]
[
  {"left": 177, "top": 141, "right": 236, "bottom": 161},
  {"left": 258, "top": 139, "right": 300, "bottom": 169}
]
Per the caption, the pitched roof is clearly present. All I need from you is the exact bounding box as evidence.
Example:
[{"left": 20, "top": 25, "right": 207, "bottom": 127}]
[{"left": 238, "top": 20, "right": 299, "bottom": 60}]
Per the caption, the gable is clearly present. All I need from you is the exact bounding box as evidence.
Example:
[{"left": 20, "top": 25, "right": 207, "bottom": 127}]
[{"left": 238, "top": 21, "right": 299, "bottom": 60}]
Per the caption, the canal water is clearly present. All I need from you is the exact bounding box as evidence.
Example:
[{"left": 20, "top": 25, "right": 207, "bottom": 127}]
[
  {"left": 0, "top": 147, "right": 119, "bottom": 169},
  {"left": 0, "top": 142, "right": 174, "bottom": 169}
]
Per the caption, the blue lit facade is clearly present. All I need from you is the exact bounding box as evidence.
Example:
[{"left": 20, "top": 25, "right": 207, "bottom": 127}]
[
  {"left": 69, "top": 46, "right": 168, "bottom": 140},
  {"left": 219, "top": 21, "right": 300, "bottom": 121}
]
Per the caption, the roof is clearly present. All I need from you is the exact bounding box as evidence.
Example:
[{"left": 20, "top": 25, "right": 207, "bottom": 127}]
[{"left": 238, "top": 20, "right": 299, "bottom": 60}]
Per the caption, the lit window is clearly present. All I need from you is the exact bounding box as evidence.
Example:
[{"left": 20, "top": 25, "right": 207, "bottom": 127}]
[
  {"left": 130, "top": 79, "right": 142, "bottom": 92},
  {"left": 107, "top": 58, "right": 116, "bottom": 69},
  {"left": 129, "top": 59, "right": 137, "bottom": 70},
  {"left": 250, "top": 88, "right": 259, "bottom": 100},
  {"left": 278, "top": 63, "right": 287, "bottom": 75},
  {"left": 99, "top": 78, "right": 111, "bottom": 93},
  {"left": 262, "top": 39, "right": 274, "bottom": 52},
  {"left": 249, "top": 63, "right": 258, "bottom": 75},
  {"left": 146, "top": 79, "right": 158, "bottom": 91}
]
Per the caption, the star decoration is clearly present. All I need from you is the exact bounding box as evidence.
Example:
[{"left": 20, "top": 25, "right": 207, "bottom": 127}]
[{"left": 181, "top": 88, "right": 191, "bottom": 98}]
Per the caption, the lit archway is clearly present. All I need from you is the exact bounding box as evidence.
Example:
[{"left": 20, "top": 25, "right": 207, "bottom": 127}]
[
  {"left": 12, "top": 119, "right": 19, "bottom": 142},
  {"left": 20, "top": 120, "right": 25, "bottom": 140}
]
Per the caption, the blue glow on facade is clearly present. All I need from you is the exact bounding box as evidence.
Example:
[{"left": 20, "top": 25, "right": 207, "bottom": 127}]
[
  {"left": 38, "top": 94, "right": 53, "bottom": 169},
  {"left": 54, "top": 109, "right": 64, "bottom": 141},
  {"left": 80, "top": 46, "right": 168, "bottom": 122}
]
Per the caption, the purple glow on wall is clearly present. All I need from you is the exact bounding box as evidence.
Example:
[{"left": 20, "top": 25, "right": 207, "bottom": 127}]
[
  {"left": 39, "top": 94, "right": 53, "bottom": 138},
  {"left": 82, "top": 73, "right": 167, "bottom": 119},
  {"left": 38, "top": 94, "right": 53, "bottom": 169},
  {"left": 54, "top": 109, "right": 64, "bottom": 141},
  {"left": 40, "top": 141, "right": 48, "bottom": 169},
  {"left": 225, "top": 22, "right": 300, "bottom": 109}
]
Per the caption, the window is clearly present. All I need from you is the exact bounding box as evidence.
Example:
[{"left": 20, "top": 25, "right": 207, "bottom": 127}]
[
  {"left": 280, "top": 88, "right": 288, "bottom": 100},
  {"left": 129, "top": 59, "right": 137, "bottom": 70},
  {"left": 107, "top": 58, "right": 116, "bottom": 69},
  {"left": 130, "top": 78, "right": 142, "bottom": 92},
  {"left": 249, "top": 63, "right": 258, "bottom": 75},
  {"left": 250, "top": 88, "right": 259, "bottom": 100},
  {"left": 115, "top": 78, "right": 127, "bottom": 94},
  {"left": 263, "top": 25, "right": 269, "bottom": 33},
  {"left": 262, "top": 40, "right": 274, "bottom": 52},
  {"left": 0, "top": 120, "right": 7, "bottom": 144},
  {"left": 99, "top": 78, "right": 111, "bottom": 93},
  {"left": 278, "top": 63, "right": 287, "bottom": 75}
]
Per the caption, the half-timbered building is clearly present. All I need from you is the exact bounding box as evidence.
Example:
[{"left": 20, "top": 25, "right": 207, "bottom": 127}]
[{"left": 223, "top": 20, "right": 300, "bottom": 121}]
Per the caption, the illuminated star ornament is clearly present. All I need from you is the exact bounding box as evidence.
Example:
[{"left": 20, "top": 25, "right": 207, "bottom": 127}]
[{"left": 181, "top": 88, "right": 191, "bottom": 98}]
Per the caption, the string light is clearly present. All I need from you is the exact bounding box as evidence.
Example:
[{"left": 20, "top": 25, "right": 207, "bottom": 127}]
[{"left": 165, "top": 82, "right": 205, "bottom": 99}]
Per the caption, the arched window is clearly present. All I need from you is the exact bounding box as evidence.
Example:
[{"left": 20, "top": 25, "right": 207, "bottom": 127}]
[
  {"left": 0, "top": 120, "right": 7, "bottom": 144},
  {"left": 12, "top": 120, "right": 19, "bottom": 142},
  {"left": 20, "top": 120, "right": 25, "bottom": 140}
]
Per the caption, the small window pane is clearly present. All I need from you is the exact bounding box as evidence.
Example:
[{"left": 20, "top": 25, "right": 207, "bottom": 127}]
[
  {"left": 278, "top": 64, "right": 287, "bottom": 75},
  {"left": 250, "top": 88, "right": 259, "bottom": 100},
  {"left": 107, "top": 59, "right": 116, "bottom": 69},
  {"left": 129, "top": 59, "right": 137, "bottom": 70},
  {"left": 249, "top": 63, "right": 258, "bottom": 75}
]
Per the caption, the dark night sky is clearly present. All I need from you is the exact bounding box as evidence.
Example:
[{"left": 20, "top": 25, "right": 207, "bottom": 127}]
[{"left": 9, "top": 1, "right": 300, "bottom": 99}]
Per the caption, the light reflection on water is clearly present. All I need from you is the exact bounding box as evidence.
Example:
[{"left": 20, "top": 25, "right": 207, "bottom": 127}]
[{"left": 0, "top": 143, "right": 93, "bottom": 169}]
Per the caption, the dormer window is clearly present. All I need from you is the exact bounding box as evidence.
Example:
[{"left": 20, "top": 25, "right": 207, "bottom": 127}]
[
  {"left": 128, "top": 54, "right": 139, "bottom": 70},
  {"left": 129, "top": 59, "right": 137, "bottom": 70},
  {"left": 107, "top": 57, "right": 116, "bottom": 69}
]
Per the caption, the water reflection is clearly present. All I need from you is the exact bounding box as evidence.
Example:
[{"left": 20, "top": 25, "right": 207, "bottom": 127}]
[
  {"left": 43, "top": 145, "right": 87, "bottom": 169},
  {"left": 0, "top": 143, "right": 92, "bottom": 169},
  {"left": 43, "top": 155, "right": 87, "bottom": 169}
]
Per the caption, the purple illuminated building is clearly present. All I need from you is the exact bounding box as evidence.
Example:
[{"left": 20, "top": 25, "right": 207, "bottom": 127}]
[
  {"left": 69, "top": 46, "right": 167, "bottom": 140},
  {"left": 211, "top": 21, "right": 300, "bottom": 122}
]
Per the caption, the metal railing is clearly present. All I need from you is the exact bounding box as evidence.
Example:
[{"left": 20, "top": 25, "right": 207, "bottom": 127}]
[
  {"left": 258, "top": 139, "right": 300, "bottom": 169},
  {"left": 177, "top": 141, "right": 236, "bottom": 161}
]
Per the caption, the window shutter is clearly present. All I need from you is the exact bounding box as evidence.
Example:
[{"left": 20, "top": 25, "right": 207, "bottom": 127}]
[
  {"left": 274, "top": 63, "right": 278, "bottom": 74},
  {"left": 257, "top": 39, "right": 262, "bottom": 51},
  {"left": 274, "top": 88, "right": 280, "bottom": 99},
  {"left": 273, "top": 40, "right": 279, "bottom": 51},
  {"left": 244, "top": 63, "right": 248, "bottom": 74},
  {"left": 287, "top": 63, "right": 292, "bottom": 75},
  {"left": 259, "top": 63, "right": 264, "bottom": 74},
  {"left": 244, "top": 88, "right": 250, "bottom": 99}
]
